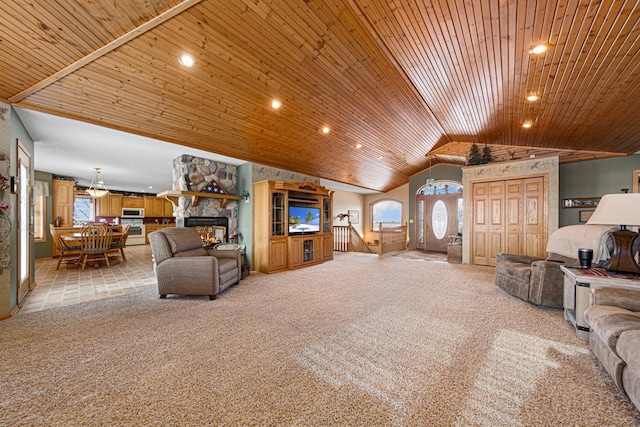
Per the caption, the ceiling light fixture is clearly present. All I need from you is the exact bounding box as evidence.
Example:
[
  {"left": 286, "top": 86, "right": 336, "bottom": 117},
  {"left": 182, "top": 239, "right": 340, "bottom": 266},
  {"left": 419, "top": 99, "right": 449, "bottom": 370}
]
[
  {"left": 528, "top": 44, "right": 548, "bottom": 55},
  {"left": 177, "top": 53, "right": 196, "bottom": 68},
  {"left": 426, "top": 156, "right": 435, "bottom": 188},
  {"left": 355, "top": 143, "right": 363, "bottom": 149},
  {"left": 85, "top": 168, "right": 109, "bottom": 199},
  {"left": 526, "top": 94, "right": 540, "bottom": 102},
  {"left": 522, "top": 122, "right": 533, "bottom": 128},
  {"left": 271, "top": 99, "right": 282, "bottom": 109},
  {"left": 378, "top": 155, "right": 384, "bottom": 160},
  {"left": 321, "top": 126, "right": 330, "bottom": 134}
]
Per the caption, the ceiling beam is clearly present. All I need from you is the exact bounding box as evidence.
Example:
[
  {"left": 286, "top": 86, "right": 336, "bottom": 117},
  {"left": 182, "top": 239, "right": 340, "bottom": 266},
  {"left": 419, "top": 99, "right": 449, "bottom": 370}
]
[{"left": 9, "top": 0, "right": 202, "bottom": 103}]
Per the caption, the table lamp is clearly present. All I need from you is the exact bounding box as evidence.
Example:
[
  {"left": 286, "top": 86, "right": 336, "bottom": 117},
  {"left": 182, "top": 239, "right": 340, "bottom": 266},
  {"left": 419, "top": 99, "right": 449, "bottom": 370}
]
[{"left": 586, "top": 193, "right": 640, "bottom": 274}]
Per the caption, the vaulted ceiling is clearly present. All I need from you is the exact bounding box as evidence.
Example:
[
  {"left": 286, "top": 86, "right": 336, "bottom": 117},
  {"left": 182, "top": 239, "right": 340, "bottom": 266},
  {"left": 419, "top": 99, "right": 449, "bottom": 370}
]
[{"left": 2, "top": 0, "right": 639, "bottom": 192}]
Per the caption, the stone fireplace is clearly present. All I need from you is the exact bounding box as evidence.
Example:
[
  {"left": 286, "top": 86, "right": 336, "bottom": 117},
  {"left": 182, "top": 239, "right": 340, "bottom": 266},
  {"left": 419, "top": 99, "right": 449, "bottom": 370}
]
[{"left": 171, "top": 155, "right": 239, "bottom": 236}]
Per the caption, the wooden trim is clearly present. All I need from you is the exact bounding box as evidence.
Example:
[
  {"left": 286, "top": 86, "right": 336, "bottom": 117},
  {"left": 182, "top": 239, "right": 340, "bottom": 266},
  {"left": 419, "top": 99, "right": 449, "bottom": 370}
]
[
  {"left": 633, "top": 169, "right": 639, "bottom": 194},
  {"left": 9, "top": 0, "right": 203, "bottom": 103},
  {"left": 157, "top": 190, "right": 242, "bottom": 208}
]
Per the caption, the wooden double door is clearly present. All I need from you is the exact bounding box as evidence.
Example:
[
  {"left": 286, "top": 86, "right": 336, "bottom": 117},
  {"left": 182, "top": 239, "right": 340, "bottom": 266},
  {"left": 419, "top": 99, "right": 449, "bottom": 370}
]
[{"left": 472, "top": 176, "right": 546, "bottom": 266}]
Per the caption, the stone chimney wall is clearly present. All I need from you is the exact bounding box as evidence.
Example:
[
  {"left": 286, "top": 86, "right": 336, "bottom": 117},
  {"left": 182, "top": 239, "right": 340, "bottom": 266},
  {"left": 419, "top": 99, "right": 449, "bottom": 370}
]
[{"left": 172, "top": 155, "right": 238, "bottom": 233}]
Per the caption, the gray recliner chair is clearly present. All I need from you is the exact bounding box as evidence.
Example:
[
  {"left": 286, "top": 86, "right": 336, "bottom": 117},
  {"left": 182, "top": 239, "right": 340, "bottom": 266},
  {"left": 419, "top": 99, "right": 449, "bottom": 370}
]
[{"left": 148, "top": 227, "right": 242, "bottom": 300}]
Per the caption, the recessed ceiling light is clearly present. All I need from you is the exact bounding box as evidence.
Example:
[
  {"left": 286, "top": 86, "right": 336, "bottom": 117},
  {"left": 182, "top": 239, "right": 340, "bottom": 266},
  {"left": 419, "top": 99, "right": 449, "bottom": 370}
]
[
  {"left": 148, "top": 186, "right": 153, "bottom": 189},
  {"left": 355, "top": 143, "right": 363, "bottom": 149},
  {"left": 321, "top": 126, "right": 330, "bottom": 134},
  {"left": 378, "top": 155, "right": 384, "bottom": 160},
  {"left": 177, "top": 53, "right": 196, "bottom": 68},
  {"left": 528, "top": 44, "right": 548, "bottom": 55},
  {"left": 526, "top": 94, "right": 540, "bottom": 102},
  {"left": 522, "top": 122, "right": 533, "bottom": 128},
  {"left": 271, "top": 99, "right": 282, "bottom": 109}
]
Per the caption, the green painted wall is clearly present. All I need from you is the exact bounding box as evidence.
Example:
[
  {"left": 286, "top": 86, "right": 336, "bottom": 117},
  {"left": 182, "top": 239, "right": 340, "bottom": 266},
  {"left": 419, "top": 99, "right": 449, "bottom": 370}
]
[
  {"left": 237, "top": 163, "right": 252, "bottom": 268},
  {"left": 559, "top": 154, "right": 640, "bottom": 227}
]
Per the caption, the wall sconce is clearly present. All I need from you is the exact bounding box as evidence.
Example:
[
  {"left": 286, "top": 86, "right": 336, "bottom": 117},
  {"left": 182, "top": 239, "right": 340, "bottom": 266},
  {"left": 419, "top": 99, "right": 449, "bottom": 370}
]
[
  {"left": 10, "top": 176, "right": 18, "bottom": 193},
  {"left": 241, "top": 190, "right": 250, "bottom": 204}
]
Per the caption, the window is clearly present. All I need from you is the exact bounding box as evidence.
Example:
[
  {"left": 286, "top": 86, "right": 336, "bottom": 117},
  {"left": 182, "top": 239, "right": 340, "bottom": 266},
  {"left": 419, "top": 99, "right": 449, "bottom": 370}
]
[
  {"left": 371, "top": 199, "right": 402, "bottom": 230},
  {"left": 73, "top": 196, "right": 94, "bottom": 225},
  {"left": 33, "top": 180, "right": 50, "bottom": 242},
  {"left": 34, "top": 194, "right": 45, "bottom": 242}
]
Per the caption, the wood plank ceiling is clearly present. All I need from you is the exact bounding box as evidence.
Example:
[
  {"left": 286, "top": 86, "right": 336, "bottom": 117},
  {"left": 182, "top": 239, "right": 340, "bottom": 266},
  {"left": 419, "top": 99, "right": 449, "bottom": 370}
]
[{"left": 1, "top": 0, "right": 639, "bottom": 192}]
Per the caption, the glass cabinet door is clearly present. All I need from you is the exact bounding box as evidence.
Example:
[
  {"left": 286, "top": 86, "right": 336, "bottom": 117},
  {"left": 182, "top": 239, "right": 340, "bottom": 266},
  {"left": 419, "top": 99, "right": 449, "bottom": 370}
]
[
  {"left": 271, "top": 191, "right": 286, "bottom": 236},
  {"left": 322, "top": 197, "right": 332, "bottom": 233}
]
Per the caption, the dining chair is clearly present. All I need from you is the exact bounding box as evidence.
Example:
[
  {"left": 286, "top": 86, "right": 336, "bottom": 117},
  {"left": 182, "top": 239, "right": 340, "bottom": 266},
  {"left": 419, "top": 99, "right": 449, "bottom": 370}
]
[
  {"left": 49, "top": 224, "right": 81, "bottom": 270},
  {"left": 108, "top": 224, "right": 131, "bottom": 263},
  {"left": 79, "top": 225, "right": 113, "bottom": 271}
]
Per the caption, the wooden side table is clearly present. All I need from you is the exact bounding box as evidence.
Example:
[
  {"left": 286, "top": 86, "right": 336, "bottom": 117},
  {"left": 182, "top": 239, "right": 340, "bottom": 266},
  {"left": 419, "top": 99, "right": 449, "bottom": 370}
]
[{"left": 561, "top": 265, "right": 640, "bottom": 341}]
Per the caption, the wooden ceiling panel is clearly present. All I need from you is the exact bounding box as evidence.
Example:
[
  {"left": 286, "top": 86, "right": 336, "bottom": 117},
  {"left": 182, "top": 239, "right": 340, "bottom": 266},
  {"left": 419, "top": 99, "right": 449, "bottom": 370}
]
[
  {"left": 0, "top": 0, "right": 185, "bottom": 98},
  {"left": 2, "top": 0, "right": 640, "bottom": 192}
]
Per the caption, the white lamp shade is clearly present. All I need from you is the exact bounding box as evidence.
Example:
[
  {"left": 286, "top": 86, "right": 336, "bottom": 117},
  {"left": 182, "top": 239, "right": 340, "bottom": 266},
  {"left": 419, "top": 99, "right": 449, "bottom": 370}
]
[
  {"left": 85, "top": 167, "right": 109, "bottom": 199},
  {"left": 586, "top": 194, "right": 640, "bottom": 227}
]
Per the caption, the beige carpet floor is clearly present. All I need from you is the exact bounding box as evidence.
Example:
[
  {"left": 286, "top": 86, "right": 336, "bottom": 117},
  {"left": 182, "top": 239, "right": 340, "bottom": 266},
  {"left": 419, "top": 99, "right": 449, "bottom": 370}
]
[{"left": 1, "top": 252, "right": 639, "bottom": 426}]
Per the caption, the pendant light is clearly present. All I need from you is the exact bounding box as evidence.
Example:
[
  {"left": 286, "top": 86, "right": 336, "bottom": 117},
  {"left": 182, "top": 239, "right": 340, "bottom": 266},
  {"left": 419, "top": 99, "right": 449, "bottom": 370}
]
[
  {"left": 85, "top": 168, "right": 109, "bottom": 199},
  {"left": 425, "top": 156, "right": 435, "bottom": 189}
]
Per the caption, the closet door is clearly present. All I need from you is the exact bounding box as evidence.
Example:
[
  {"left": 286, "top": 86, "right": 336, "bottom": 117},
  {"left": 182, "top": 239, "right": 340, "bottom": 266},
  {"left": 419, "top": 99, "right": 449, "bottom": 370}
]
[
  {"left": 523, "top": 177, "right": 545, "bottom": 256},
  {"left": 472, "top": 176, "right": 546, "bottom": 266},
  {"left": 473, "top": 181, "right": 506, "bottom": 266},
  {"left": 505, "top": 180, "right": 524, "bottom": 253},
  {"left": 472, "top": 183, "right": 489, "bottom": 265}
]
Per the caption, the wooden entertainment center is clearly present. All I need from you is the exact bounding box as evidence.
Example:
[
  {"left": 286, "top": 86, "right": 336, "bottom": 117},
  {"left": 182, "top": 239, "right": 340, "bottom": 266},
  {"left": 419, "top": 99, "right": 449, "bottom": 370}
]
[{"left": 253, "top": 180, "right": 333, "bottom": 273}]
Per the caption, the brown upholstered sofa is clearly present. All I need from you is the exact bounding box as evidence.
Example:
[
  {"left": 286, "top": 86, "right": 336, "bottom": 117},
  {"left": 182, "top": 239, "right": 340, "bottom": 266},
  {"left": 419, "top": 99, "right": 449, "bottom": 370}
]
[
  {"left": 584, "top": 287, "right": 640, "bottom": 412},
  {"left": 494, "top": 224, "right": 619, "bottom": 309},
  {"left": 148, "top": 227, "right": 242, "bottom": 300},
  {"left": 494, "top": 253, "right": 565, "bottom": 308}
]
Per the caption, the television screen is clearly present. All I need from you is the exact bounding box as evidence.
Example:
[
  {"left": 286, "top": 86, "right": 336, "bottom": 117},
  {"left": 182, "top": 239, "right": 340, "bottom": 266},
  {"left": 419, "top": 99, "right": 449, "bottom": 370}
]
[{"left": 289, "top": 206, "right": 321, "bottom": 234}]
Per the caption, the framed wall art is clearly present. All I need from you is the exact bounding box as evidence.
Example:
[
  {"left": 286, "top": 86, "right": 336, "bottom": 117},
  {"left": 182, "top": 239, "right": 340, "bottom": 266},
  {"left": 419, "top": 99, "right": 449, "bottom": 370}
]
[
  {"left": 348, "top": 210, "right": 359, "bottom": 224},
  {"left": 561, "top": 197, "right": 600, "bottom": 209}
]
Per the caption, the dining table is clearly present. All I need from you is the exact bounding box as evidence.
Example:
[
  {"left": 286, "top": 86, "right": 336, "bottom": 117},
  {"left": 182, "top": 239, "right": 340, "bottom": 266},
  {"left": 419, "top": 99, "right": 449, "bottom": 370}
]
[{"left": 61, "top": 231, "right": 126, "bottom": 268}]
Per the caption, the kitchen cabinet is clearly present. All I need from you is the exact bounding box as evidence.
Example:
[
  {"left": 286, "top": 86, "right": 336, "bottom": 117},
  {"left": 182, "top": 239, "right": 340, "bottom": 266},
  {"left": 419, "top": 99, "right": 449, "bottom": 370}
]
[
  {"left": 145, "top": 224, "right": 175, "bottom": 244},
  {"left": 96, "top": 194, "right": 123, "bottom": 217},
  {"left": 52, "top": 179, "right": 75, "bottom": 226},
  {"left": 163, "top": 198, "right": 174, "bottom": 217},
  {"left": 143, "top": 196, "right": 164, "bottom": 217},
  {"left": 122, "top": 197, "right": 144, "bottom": 209}
]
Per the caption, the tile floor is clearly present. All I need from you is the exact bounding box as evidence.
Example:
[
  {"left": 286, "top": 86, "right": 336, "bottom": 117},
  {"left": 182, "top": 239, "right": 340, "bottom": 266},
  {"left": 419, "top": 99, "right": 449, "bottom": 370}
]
[{"left": 21, "top": 245, "right": 158, "bottom": 315}]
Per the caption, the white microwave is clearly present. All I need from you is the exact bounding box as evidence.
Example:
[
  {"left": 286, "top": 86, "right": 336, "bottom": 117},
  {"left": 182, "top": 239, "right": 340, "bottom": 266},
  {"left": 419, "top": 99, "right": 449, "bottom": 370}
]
[{"left": 121, "top": 208, "right": 144, "bottom": 218}]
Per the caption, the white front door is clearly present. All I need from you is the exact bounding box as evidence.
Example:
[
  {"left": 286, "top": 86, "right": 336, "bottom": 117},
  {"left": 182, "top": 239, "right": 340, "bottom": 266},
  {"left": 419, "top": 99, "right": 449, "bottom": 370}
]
[{"left": 17, "top": 143, "right": 32, "bottom": 304}]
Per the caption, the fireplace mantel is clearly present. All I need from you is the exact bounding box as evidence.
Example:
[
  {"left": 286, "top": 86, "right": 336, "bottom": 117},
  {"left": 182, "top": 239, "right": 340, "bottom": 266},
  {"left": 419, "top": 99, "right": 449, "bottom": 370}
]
[{"left": 157, "top": 190, "right": 242, "bottom": 208}]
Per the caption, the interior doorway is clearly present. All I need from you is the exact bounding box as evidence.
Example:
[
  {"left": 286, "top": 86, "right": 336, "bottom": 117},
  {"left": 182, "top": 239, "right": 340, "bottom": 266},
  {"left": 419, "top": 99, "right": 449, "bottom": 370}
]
[
  {"left": 415, "top": 181, "right": 463, "bottom": 252},
  {"left": 17, "top": 142, "right": 33, "bottom": 304}
]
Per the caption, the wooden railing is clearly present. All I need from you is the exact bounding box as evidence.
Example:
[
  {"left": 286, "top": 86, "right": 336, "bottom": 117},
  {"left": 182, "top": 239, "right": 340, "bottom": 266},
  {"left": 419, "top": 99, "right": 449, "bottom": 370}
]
[
  {"left": 378, "top": 223, "right": 408, "bottom": 255},
  {"left": 333, "top": 223, "right": 374, "bottom": 253}
]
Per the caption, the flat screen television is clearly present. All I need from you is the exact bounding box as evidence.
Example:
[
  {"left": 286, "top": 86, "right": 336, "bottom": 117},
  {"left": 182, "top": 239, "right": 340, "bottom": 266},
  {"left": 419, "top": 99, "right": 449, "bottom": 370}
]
[{"left": 289, "top": 205, "right": 321, "bottom": 234}]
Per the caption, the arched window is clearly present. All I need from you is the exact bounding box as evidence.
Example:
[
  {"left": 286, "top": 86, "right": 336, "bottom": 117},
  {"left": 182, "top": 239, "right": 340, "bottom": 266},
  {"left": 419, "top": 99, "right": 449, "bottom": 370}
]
[
  {"left": 417, "top": 180, "right": 463, "bottom": 196},
  {"left": 371, "top": 199, "right": 402, "bottom": 231}
]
